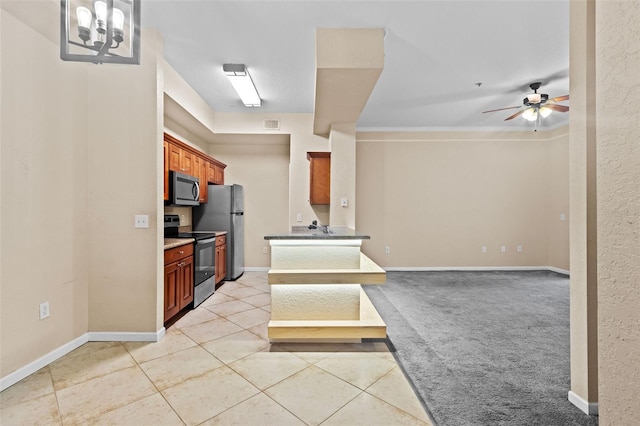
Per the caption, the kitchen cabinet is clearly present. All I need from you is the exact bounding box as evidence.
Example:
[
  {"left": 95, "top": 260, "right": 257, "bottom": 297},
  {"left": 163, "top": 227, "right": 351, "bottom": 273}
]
[
  {"left": 215, "top": 235, "right": 227, "bottom": 284},
  {"left": 163, "top": 141, "right": 169, "bottom": 201},
  {"left": 208, "top": 162, "right": 224, "bottom": 185},
  {"left": 168, "top": 142, "right": 194, "bottom": 176},
  {"left": 307, "top": 152, "right": 331, "bottom": 205},
  {"left": 194, "top": 156, "right": 208, "bottom": 203},
  {"left": 164, "top": 243, "right": 194, "bottom": 323},
  {"left": 164, "top": 133, "right": 227, "bottom": 203}
]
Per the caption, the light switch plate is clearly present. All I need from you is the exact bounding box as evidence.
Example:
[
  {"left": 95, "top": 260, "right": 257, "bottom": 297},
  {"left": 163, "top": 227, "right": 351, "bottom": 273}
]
[{"left": 340, "top": 197, "right": 348, "bottom": 207}]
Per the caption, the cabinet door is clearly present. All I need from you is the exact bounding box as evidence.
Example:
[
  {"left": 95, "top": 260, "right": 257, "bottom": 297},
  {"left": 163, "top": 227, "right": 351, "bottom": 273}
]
[
  {"left": 181, "top": 150, "right": 194, "bottom": 176},
  {"left": 168, "top": 143, "right": 182, "bottom": 172},
  {"left": 208, "top": 163, "right": 216, "bottom": 184},
  {"left": 199, "top": 159, "right": 208, "bottom": 202},
  {"left": 217, "top": 166, "right": 224, "bottom": 185},
  {"left": 163, "top": 141, "right": 169, "bottom": 201},
  {"left": 164, "top": 262, "right": 180, "bottom": 322},
  {"left": 179, "top": 256, "right": 194, "bottom": 309},
  {"left": 307, "top": 152, "right": 331, "bottom": 205},
  {"left": 219, "top": 243, "right": 227, "bottom": 282}
]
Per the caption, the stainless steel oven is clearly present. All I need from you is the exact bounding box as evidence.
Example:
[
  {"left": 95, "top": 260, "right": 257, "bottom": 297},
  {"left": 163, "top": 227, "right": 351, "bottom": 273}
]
[{"left": 190, "top": 235, "right": 216, "bottom": 306}]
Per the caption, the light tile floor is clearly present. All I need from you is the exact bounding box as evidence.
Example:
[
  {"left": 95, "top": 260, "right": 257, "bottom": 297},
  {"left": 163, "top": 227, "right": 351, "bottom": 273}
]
[{"left": 0, "top": 272, "right": 432, "bottom": 425}]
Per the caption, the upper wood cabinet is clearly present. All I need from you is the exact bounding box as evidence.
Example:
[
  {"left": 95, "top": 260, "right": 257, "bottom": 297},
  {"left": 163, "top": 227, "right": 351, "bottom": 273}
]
[
  {"left": 164, "top": 133, "right": 226, "bottom": 203},
  {"left": 163, "top": 141, "right": 169, "bottom": 201},
  {"left": 195, "top": 156, "right": 208, "bottom": 203},
  {"left": 307, "top": 152, "right": 331, "bottom": 205},
  {"left": 208, "top": 162, "right": 224, "bottom": 185}
]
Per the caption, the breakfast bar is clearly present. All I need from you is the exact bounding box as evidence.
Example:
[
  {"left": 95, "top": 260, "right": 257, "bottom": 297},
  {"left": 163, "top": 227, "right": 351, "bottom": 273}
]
[{"left": 264, "top": 226, "right": 386, "bottom": 342}]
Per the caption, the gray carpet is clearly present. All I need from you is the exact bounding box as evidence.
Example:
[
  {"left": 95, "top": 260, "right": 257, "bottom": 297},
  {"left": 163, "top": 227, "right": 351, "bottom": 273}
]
[{"left": 363, "top": 270, "right": 598, "bottom": 426}]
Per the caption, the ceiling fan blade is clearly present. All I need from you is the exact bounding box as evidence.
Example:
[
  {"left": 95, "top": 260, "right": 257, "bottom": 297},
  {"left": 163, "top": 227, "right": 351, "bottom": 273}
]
[
  {"left": 504, "top": 109, "right": 526, "bottom": 121},
  {"left": 550, "top": 94, "right": 570, "bottom": 102},
  {"left": 482, "top": 106, "right": 521, "bottom": 114},
  {"left": 545, "top": 104, "right": 570, "bottom": 112}
]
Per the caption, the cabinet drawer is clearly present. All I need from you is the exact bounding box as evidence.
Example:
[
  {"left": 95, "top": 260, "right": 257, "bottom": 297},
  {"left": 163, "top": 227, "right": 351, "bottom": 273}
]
[
  {"left": 216, "top": 235, "right": 226, "bottom": 246},
  {"left": 164, "top": 243, "right": 194, "bottom": 264}
]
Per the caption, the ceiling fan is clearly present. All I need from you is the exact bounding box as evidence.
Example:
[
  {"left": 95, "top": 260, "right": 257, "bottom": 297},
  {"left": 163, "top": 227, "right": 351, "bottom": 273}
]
[{"left": 483, "top": 82, "right": 569, "bottom": 126}]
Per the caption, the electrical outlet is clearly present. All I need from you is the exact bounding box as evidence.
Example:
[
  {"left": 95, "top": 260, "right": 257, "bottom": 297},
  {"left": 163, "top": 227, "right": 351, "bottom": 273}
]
[
  {"left": 482, "top": 246, "right": 487, "bottom": 253},
  {"left": 263, "top": 247, "right": 268, "bottom": 254},
  {"left": 560, "top": 213, "right": 566, "bottom": 221},
  {"left": 39, "top": 302, "right": 50, "bottom": 320},
  {"left": 385, "top": 246, "right": 391, "bottom": 254},
  {"left": 134, "top": 214, "right": 149, "bottom": 228},
  {"left": 296, "top": 213, "right": 303, "bottom": 222},
  {"left": 517, "top": 245, "right": 523, "bottom": 253},
  {"left": 501, "top": 245, "right": 507, "bottom": 253}
]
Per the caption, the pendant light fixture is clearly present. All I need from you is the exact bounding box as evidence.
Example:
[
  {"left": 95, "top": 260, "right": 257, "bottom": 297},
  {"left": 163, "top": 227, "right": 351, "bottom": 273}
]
[{"left": 60, "top": 0, "right": 140, "bottom": 64}]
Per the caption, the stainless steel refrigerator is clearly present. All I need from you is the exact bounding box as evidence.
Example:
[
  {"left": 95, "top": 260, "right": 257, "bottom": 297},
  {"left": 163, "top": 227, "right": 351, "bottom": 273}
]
[{"left": 192, "top": 184, "right": 244, "bottom": 280}]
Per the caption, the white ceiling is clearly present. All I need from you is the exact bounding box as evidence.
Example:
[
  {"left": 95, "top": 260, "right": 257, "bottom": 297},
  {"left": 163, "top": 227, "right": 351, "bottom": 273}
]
[{"left": 143, "top": 1, "right": 570, "bottom": 132}]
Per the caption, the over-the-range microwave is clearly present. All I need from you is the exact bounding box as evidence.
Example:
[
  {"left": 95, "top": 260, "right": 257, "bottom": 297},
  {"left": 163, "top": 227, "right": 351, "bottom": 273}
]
[{"left": 169, "top": 171, "right": 200, "bottom": 206}]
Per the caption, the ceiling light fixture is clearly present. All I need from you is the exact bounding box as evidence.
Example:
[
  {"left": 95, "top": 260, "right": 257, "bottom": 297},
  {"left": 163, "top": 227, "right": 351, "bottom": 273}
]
[
  {"left": 223, "top": 64, "right": 261, "bottom": 107},
  {"left": 60, "top": 0, "right": 140, "bottom": 64}
]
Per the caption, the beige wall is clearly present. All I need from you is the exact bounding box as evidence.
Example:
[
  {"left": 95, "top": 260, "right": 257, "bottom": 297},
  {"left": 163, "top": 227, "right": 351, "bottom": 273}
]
[
  {"left": 209, "top": 141, "right": 290, "bottom": 268},
  {"left": 356, "top": 129, "right": 570, "bottom": 270},
  {"left": 1, "top": 5, "right": 163, "bottom": 380},
  {"left": 569, "top": 0, "right": 599, "bottom": 409},
  {"left": 1, "top": 7, "right": 90, "bottom": 377},
  {"left": 86, "top": 29, "right": 164, "bottom": 333},
  {"left": 212, "top": 112, "right": 330, "bottom": 228},
  {"left": 329, "top": 124, "right": 357, "bottom": 228},
  {"left": 596, "top": 0, "right": 640, "bottom": 422}
]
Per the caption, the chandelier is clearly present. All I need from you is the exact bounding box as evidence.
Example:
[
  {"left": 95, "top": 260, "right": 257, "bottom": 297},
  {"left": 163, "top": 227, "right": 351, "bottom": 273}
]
[{"left": 60, "top": 0, "right": 140, "bottom": 64}]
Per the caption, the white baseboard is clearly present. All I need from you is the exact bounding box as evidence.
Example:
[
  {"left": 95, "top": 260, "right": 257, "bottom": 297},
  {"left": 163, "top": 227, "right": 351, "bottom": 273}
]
[
  {"left": 0, "top": 328, "right": 165, "bottom": 392},
  {"left": 383, "top": 266, "right": 570, "bottom": 276},
  {"left": 0, "top": 334, "right": 88, "bottom": 392},
  {"left": 88, "top": 328, "right": 165, "bottom": 342},
  {"left": 244, "top": 267, "right": 270, "bottom": 272},
  {"left": 568, "top": 390, "right": 599, "bottom": 415}
]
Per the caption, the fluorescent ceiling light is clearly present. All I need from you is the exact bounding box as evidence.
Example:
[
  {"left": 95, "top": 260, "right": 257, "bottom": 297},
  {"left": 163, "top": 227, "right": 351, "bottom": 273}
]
[{"left": 223, "top": 64, "right": 261, "bottom": 107}]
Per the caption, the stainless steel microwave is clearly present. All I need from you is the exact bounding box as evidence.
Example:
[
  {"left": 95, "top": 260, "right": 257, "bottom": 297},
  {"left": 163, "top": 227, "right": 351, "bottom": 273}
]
[{"left": 169, "top": 171, "right": 200, "bottom": 206}]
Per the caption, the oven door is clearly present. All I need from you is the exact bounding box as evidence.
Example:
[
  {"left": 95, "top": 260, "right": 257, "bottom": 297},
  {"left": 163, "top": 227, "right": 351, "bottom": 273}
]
[{"left": 193, "top": 237, "right": 216, "bottom": 286}]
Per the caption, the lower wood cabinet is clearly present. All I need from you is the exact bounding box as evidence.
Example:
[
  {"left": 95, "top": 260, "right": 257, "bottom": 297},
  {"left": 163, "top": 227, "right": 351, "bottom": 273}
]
[
  {"left": 164, "top": 244, "right": 194, "bottom": 323},
  {"left": 215, "top": 235, "right": 227, "bottom": 284}
]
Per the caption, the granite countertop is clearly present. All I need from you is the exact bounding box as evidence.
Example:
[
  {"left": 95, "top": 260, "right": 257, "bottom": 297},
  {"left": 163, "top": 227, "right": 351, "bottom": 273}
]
[
  {"left": 264, "top": 226, "right": 370, "bottom": 240},
  {"left": 164, "top": 238, "right": 195, "bottom": 250}
]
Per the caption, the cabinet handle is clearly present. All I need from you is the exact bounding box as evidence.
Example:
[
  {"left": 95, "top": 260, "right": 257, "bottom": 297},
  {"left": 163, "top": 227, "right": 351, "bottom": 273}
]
[{"left": 178, "top": 250, "right": 184, "bottom": 254}]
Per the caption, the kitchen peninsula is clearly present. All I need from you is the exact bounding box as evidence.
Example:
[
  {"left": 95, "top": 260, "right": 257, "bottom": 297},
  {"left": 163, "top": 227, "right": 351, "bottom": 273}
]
[{"left": 264, "top": 226, "right": 386, "bottom": 342}]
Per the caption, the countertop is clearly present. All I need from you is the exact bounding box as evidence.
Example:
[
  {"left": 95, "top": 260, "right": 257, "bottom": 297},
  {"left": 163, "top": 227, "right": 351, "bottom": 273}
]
[
  {"left": 164, "top": 238, "right": 194, "bottom": 250},
  {"left": 264, "top": 226, "right": 370, "bottom": 240},
  {"left": 164, "top": 231, "right": 228, "bottom": 250}
]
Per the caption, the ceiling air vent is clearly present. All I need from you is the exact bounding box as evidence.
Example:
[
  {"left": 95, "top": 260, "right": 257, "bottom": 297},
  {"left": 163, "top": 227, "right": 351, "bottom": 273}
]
[{"left": 263, "top": 119, "right": 280, "bottom": 130}]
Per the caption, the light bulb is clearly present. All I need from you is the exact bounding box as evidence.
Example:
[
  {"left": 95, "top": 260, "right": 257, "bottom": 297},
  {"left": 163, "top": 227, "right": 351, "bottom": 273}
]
[
  {"left": 539, "top": 106, "right": 552, "bottom": 118},
  {"left": 94, "top": 1, "right": 107, "bottom": 33},
  {"left": 522, "top": 108, "right": 538, "bottom": 122},
  {"left": 112, "top": 8, "right": 125, "bottom": 31},
  {"left": 76, "top": 7, "right": 92, "bottom": 29},
  {"left": 75, "top": 7, "right": 92, "bottom": 43}
]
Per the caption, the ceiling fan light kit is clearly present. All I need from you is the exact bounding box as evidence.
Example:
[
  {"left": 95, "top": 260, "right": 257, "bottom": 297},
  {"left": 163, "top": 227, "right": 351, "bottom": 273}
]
[{"left": 482, "top": 81, "right": 570, "bottom": 128}]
